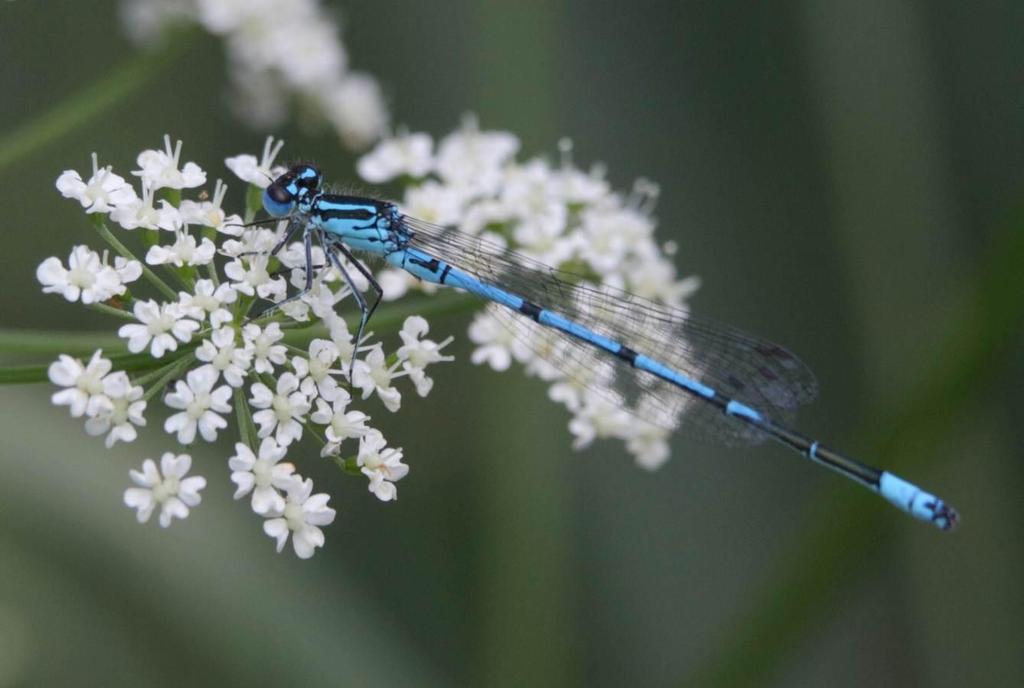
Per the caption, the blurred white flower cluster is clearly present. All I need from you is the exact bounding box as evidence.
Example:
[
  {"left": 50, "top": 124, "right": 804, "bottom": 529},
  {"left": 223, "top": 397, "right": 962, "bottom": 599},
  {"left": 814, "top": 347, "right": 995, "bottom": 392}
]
[
  {"left": 120, "top": 0, "right": 388, "bottom": 149},
  {"left": 42, "top": 136, "right": 451, "bottom": 558},
  {"left": 356, "top": 118, "right": 701, "bottom": 469}
]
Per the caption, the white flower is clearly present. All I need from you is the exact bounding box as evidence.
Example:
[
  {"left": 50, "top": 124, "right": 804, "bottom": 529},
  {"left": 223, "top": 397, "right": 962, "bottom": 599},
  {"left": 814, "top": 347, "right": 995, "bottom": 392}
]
[
  {"left": 249, "top": 373, "right": 310, "bottom": 446},
  {"left": 56, "top": 153, "right": 137, "bottom": 214},
  {"left": 194, "top": 0, "right": 267, "bottom": 34},
  {"left": 459, "top": 199, "right": 514, "bottom": 236},
  {"left": 625, "top": 260, "right": 700, "bottom": 307},
  {"left": 396, "top": 316, "right": 453, "bottom": 396},
  {"left": 356, "top": 430, "right": 408, "bottom": 502},
  {"left": 320, "top": 72, "right": 389, "bottom": 150},
  {"left": 375, "top": 268, "right": 415, "bottom": 301},
  {"left": 84, "top": 371, "right": 146, "bottom": 447},
  {"left": 114, "top": 256, "right": 143, "bottom": 284},
  {"left": 519, "top": 328, "right": 567, "bottom": 383},
  {"left": 135, "top": 0, "right": 388, "bottom": 152},
  {"left": 36, "top": 245, "right": 128, "bottom": 305},
  {"left": 511, "top": 208, "right": 575, "bottom": 266},
  {"left": 357, "top": 130, "right": 434, "bottom": 182},
  {"left": 326, "top": 315, "right": 365, "bottom": 365},
  {"left": 109, "top": 182, "right": 182, "bottom": 231},
  {"left": 292, "top": 339, "right": 342, "bottom": 402},
  {"left": 400, "top": 181, "right": 465, "bottom": 226},
  {"left": 502, "top": 160, "right": 569, "bottom": 245},
  {"left": 266, "top": 16, "right": 348, "bottom": 89},
  {"left": 435, "top": 117, "right": 519, "bottom": 195},
  {"left": 626, "top": 422, "right": 671, "bottom": 471},
  {"left": 310, "top": 390, "right": 371, "bottom": 456},
  {"left": 48, "top": 350, "right": 112, "bottom": 417},
  {"left": 229, "top": 438, "right": 297, "bottom": 515},
  {"left": 467, "top": 312, "right": 529, "bottom": 371},
  {"left": 179, "top": 179, "right": 244, "bottom": 235},
  {"left": 225, "top": 136, "right": 285, "bottom": 188},
  {"left": 124, "top": 453, "right": 206, "bottom": 527},
  {"left": 351, "top": 345, "right": 402, "bottom": 412},
  {"left": 118, "top": 300, "right": 200, "bottom": 358},
  {"left": 262, "top": 477, "right": 336, "bottom": 559},
  {"left": 133, "top": 135, "right": 206, "bottom": 190},
  {"left": 145, "top": 230, "right": 216, "bottom": 267},
  {"left": 220, "top": 226, "right": 279, "bottom": 258},
  {"left": 224, "top": 255, "right": 287, "bottom": 301},
  {"left": 195, "top": 327, "right": 252, "bottom": 387},
  {"left": 178, "top": 279, "right": 237, "bottom": 328},
  {"left": 242, "top": 322, "right": 287, "bottom": 373},
  {"left": 547, "top": 355, "right": 615, "bottom": 413},
  {"left": 163, "top": 365, "right": 232, "bottom": 443},
  {"left": 120, "top": 0, "right": 194, "bottom": 43},
  {"left": 568, "top": 390, "right": 634, "bottom": 450},
  {"left": 577, "top": 207, "right": 645, "bottom": 274}
]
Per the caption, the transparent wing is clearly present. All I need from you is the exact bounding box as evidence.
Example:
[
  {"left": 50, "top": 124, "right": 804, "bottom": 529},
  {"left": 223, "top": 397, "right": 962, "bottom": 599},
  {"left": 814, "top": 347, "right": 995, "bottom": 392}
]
[{"left": 400, "top": 216, "right": 818, "bottom": 445}]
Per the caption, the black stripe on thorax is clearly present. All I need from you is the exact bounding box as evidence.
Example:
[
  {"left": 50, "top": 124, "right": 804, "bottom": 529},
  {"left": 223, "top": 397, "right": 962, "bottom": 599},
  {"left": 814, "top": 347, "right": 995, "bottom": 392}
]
[
  {"left": 409, "top": 255, "right": 441, "bottom": 273},
  {"left": 317, "top": 207, "right": 376, "bottom": 222}
]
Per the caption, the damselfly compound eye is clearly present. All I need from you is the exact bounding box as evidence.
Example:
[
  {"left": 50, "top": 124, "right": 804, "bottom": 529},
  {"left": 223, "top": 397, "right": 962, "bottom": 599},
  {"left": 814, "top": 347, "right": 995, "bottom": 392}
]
[{"left": 263, "top": 183, "right": 295, "bottom": 217}]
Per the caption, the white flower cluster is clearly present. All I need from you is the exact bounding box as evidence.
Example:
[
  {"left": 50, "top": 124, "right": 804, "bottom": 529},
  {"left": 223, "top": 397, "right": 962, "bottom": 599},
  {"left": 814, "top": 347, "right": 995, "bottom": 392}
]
[
  {"left": 42, "top": 136, "right": 451, "bottom": 558},
  {"left": 120, "top": 0, "right": 388, "bottom": 149},
  {"left": 356, "top": 118, "right": 702, "bottom": 469}
]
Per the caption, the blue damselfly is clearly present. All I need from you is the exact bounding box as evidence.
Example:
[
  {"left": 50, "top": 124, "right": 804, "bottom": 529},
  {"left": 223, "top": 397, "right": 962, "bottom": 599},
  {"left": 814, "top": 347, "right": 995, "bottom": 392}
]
[{"left": 257, "top": 163, "right": 958, "bottom": 531}]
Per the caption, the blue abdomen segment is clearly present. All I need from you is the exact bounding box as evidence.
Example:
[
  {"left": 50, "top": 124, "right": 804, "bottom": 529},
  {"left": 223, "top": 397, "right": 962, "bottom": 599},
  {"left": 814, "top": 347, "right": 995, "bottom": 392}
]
[
  {"left": 634, "top": 354, "right": 717, "bottom": 399},
  {"left": 878, "top": 472, "right": 958, "bottom": 530}
]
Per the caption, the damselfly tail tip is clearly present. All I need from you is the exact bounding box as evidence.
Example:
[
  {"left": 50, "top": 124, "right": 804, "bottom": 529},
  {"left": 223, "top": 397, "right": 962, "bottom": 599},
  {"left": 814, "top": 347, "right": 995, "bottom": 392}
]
[{"left": 932, "top": 501, "right": 959, "bottom": 532}]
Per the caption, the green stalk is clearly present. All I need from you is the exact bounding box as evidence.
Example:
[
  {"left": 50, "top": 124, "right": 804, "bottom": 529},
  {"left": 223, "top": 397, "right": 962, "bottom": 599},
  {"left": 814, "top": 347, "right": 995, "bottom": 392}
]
[
  {"left": 0, "top": 329, "right": 122, "bottom": 355},
  {"left": 87, "top": 302, "right": 136, "bottom": 321},
  {"left": 92, "top": 219, "right": 178, "bottom": 301},
  {"left": 141, "top": 352, "right": 195, "bottom": 402},
  {"left": 0, "top": 348, "right": 196, "bottom": 385},
  {"left": 234, "top": 387, "right": 258, "bottom": 447}
]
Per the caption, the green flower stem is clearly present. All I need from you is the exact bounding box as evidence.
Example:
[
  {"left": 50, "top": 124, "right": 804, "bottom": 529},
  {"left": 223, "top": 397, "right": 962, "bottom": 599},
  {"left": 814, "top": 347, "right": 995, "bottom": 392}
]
[
  {"left": 92, "top": 219, "right": 178, "bottom": 301},
  {"left": 141, "top": 352, "right": 195, "bottom": 402},
  {"left": 202, "top": 228, "right": 221, "bottom": 286},
  {"left": 245, "top": 184, "right": 265, "bottom": 221},
  {"left": 234, "top": 387, "right": 258, "bottom": 447},
  {"left": 87, "top": 302, "right": 136, "bottom": 321},
  {"left": 0, "top": 329, "right": 122, "bottom": 355},
  {"left": 302, "top": 419, "right": 327, "bottom": 446},
  {"left": 160, "top": 189, "right": 182, "bottom": 207},
  {"left": 0, "top": 348, "right": 195, "bottom": 385},
  {"left": 283, "top": 343, "right": 309, "bottom": 358},
  {"left": 256, "top": 372, "right": 278, "bottom": 389},
  {"left": 331, "top": 454, "right": 363, "bottom": 476},
  {"left": 0, "top": 31, "right": 193, "bottom": 172}
]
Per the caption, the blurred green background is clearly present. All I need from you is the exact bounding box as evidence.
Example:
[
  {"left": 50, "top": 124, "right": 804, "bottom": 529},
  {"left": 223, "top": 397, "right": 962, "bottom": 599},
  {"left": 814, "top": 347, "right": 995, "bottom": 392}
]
[{"left": 1, "top": 1, "right": 1022, "bottom": 686}]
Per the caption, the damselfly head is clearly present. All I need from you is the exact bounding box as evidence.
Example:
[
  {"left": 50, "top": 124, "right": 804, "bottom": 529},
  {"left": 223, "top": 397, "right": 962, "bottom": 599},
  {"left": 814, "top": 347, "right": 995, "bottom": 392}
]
[{"left": 263, "top": 163, "right": 322, "bottom": 217}]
